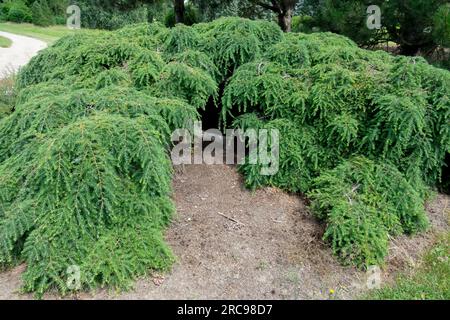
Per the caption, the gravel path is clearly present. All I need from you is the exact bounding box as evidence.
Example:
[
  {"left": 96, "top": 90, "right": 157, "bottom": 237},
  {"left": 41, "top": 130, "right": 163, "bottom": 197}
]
[{"left": 0, "top": 31, "right": 47, "bottom": 78}]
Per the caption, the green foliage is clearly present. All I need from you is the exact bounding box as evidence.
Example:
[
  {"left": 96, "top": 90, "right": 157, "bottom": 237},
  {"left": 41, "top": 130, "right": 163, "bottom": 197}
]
[
  {"left": 263, "top": 34, "right": 311, "bottom": 68},
  {"left": 191, "top": 0, "right": 272, "bottom": 22},
  {"left": 31, "top": 0, "right": 53, "bottom": 27},
  {"left": 0, "top": 85, "right": 197, "bottom": 161},
  {"left": 222, "top": 61, "right": 309, "bottom": 122},
  {"left": 292, "top": 15, "right": 316, "bottom": 33},
  {"left": 169, "top": 50, "right": 220, "bottom": 81},
  {"left": 308, "top": 157, "right": 428, "bottom": 267},
  {"left": 95, "top": 67, "right": 132, "bottom": 89},
  {"left": 361, "top": 57, "right": 450, "bottom": 186},
  {"left": 0, "top": 0, "right": 67, "bottom": 26},
  {"left": 1, "top": 17, "right": 449, "bottom": 296},
  {"left": 75, "top": 0, "right": 151, "bottom": 30},
  {"left": 234, "top": 116, "right": 332, "bottom": 193},
  {"left": 0, "top": 0, "right": 32, "bottom": 23},
  {"left": 433, "top": 3, "right": 450, "bottom": 48},
  {"left": 223, "top": 31, "right": 449, "bottom": 268},
  {"left": 304, "top": 0, "right": 449, "bottom": 56},
  {"left": 0, "top": 20, "right": 214, "bottom": 295},
  {"left": 162, "top": 24, "right": 201, "bottom": 56},
  {"left": 129, "top": 50, "right": 164, "bottom": 88},
  {"left": 116, "top": 21, "right": 168, "bottom": 40},
  {"left": 306, "top": 0, "right": 380, "bottom": 46},
  {"left": 151, "top": 61, "right": 218, "bottom": 109}
]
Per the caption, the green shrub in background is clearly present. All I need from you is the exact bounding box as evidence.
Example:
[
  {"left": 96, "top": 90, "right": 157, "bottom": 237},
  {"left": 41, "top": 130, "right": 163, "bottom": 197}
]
[
  {"left": 0, "top": 18, "right": 448, "bottom": 296},
  {"left": 31, "top": 0, "right": 53, "bottom": 26},
  {"left": 222, "top": 28, "right": 448, "bottom": 267},
  {"left": 308, "top": 157, "right": 429, "bottom": 267},
  {"left": 433, "top": 3, "right": 450, "bottom": 48},
  {"left": 0, "top": 0, "right": 66, "bottom": 25},
  {"left": 292, "top": 15, "right": 317, "bottom": 33},
  {"left": 197, "top": 17, "right": 283, "bottom": 80},
  {"left": 0, "top": 0, "right": 32, "bottom": 23},
  {"left": 37, "top": 0, "right": 67, "bottom": 25},
  {"left": 74, "top": 0, "right": 151, "bottom": 30}
]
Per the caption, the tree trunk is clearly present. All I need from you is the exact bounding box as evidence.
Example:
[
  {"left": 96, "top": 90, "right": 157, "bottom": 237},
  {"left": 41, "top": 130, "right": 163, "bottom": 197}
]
[
  {"left": 253, "top": 0, "right": 296, "bottom": 32},
  {"left": 174, "top": 0, "right": 185, "bottom": 24},
  {"left": 278, "top": 8, "right": 293, "bottom": 32}
]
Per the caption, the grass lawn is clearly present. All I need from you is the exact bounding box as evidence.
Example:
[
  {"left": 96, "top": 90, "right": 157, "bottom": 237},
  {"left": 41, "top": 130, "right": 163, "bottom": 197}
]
[
  {"left": 367, "top": 234, "right": 450, "bottom": 300},
  {"left": 0, "top": 34, "right": 12, "bottom": 48},
  {"left": 0, "top": 22, "right": 76, "bottom": 44}
]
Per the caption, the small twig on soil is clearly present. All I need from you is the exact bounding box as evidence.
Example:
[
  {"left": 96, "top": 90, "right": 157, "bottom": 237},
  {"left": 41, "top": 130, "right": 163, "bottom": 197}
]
[{"left": 218, "top": 212, "right": 245, "bottom": 226}]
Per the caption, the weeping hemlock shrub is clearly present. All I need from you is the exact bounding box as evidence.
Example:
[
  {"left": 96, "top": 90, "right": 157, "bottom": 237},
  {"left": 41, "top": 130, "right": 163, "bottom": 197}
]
[
  {"left": 0, "top": 23, "right": 207, "bottom": 296},
  {"left": 307, "top": 157, "right": 429, "bottom": 267},
  {"left": 221, "top": 25, "right": 448, "bottom": 268},
  {"left": 1, "top": 114, "right": 175, "bottom": 294},
  {"left": 0, "top": 17, "right": 448, "bottom": 295}
]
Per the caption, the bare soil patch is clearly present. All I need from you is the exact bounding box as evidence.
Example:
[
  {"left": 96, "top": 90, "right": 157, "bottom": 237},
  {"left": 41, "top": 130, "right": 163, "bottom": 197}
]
[{"left": 0, "top": 164, "right": 448, "bottom": 299}]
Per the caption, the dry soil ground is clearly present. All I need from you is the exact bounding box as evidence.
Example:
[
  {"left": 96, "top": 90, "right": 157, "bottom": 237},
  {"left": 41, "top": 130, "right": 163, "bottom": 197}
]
[{"left": 0, "top": 164, "right": 448, "bottom": 300}]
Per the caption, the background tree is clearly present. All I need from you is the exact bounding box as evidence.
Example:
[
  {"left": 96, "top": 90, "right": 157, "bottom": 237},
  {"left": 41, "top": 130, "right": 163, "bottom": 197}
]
[
  {"left": 433, "top": 3, "right": 450, "bottom": 48},
  {"left": 249, "top": 0, "right": 300, "bottom": 32},
  {"left": 191, "top": 0, "right": 301, "bottom": 32},
  {"left": 303, "top": 0, "right": 384, "bottom": 46},
  {"left": 173, "top": 0, "right": 184, "bottom": 23},
  {"left": 382, "top": 0, "right": 449, "bottom": 55},
  {"left": 65, "top": 0, "right": 167, "bottom": 29},
  {"left": 303, "top": 0, "right": 449, "bottom": 55},
  {"left": 190, "top": 0, "right": 269, "bottom": 21}
]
